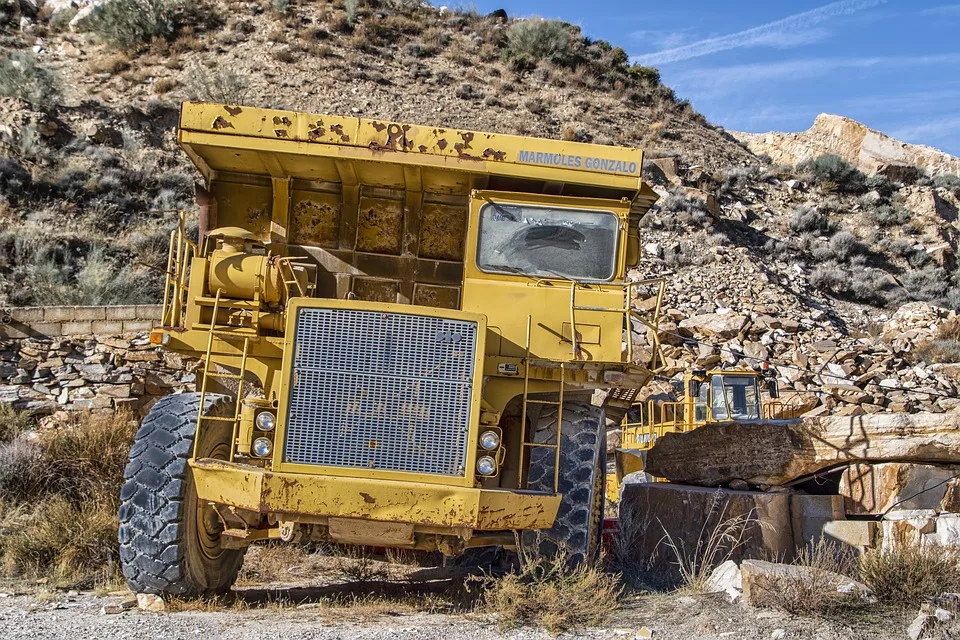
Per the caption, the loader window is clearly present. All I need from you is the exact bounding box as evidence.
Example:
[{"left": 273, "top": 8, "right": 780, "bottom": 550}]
[
  {"left": 477, "top": 202, "right": 619, "bottom": 281},
  {"left": 711, "top": 375, "right": 761, "bottom": 421}
]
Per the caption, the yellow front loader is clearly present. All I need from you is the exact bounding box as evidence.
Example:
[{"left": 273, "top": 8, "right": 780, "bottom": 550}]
[
  {"left": 608, "top": 367, "right": 805, "bottom": 501},
  {"left": 117, "top": 102, "right": 664, "bottom": 596}
]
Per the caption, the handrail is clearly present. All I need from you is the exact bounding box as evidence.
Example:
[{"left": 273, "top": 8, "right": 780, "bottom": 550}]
[
  {"left": 161, "top": 211, "right": 197, "bottom": 329},
  {"left": 568, "top": 277, "right": 666, "bottom": 371}
]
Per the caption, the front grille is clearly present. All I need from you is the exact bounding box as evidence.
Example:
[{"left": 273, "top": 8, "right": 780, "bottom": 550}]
[{"left": 283, "top": 307, "right": 477, "bottom": 476}]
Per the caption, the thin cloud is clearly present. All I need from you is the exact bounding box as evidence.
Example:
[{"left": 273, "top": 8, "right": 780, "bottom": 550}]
[
  {"left": 890, "top": 115, "right": 960, "bottom": 147},
  {"left": 668, "top": 53, "right": 960, "bottom": 98},
  {"left": 632, "top": 0, "right": 886, "bottom": 66},
  {"left": 921, "top": 4, "right": 960, "bottom": 15}
]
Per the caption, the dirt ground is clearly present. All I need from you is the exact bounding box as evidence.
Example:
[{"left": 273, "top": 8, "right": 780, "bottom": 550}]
[{"left": 0, "top": 567, "right": 916, "bottom": 640}]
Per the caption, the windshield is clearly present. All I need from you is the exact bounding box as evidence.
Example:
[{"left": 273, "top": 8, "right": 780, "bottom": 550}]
[
  {"left": 711, "top": 375, "right": 761, "bottom": 421},
  {"left": 477, "top": 202, "right": 619, "bottom": 280}
]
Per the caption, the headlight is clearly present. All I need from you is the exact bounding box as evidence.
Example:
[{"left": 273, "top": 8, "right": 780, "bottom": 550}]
[
  {"left": 479, "top": 430, "right": 500, "bottom": 450},
  {"left": 252, "top": 437, "right": 272, "bottom": 457},
  {"left": 255, "top": 411, "right": 276, "bottom": 431},
  {"left": 477, "top": 456, "right": 497, "bottom": 476}
]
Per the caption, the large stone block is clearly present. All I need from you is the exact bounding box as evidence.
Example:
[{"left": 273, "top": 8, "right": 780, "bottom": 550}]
[
  {"left": 840, "top": 462, "right": 960, "bottom": 515},
  {"left": 646, "top": 412, "right": 960, "bottom": 487},
  {"left": 617, "top": 483, "right": 794, "bottom": 588}
]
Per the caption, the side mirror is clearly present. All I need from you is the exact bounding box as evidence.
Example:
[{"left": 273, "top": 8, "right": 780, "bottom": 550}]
[
  {"left": 766, "top": 379, "right": 780, "bottom": 399},
  {"left": 626, "top": 231, "right": 641, "bottom": 268}
]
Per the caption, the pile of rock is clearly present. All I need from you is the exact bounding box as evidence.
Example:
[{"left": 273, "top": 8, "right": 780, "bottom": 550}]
[
  {"left": 0, "top": 334, "right": 198, "bottom": 413},
  {"left": 629, "top": 293, "right": 960, "bottom": 416}
]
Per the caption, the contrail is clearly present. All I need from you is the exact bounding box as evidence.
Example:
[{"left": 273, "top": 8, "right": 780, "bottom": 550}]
[{"left": 633, "top": 0, "right": 886, "bottom": 66}]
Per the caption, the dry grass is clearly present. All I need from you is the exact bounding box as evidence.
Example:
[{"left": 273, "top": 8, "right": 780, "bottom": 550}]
[
  {"left": 659, "top": 494, "right": 758, "bottom": 593},
  {"left": 0, "top": 409, "right": 138, "bottom": 586},
  {"left": 237, "top": 543, "right": 328, "bottom": 585},
  {"left": 87, "top": 52, "right": 131, "bottom": 75},
  {"left": 153, "top": 77, "right": 178, "bottom": 94},
  {"left": 749, "top": 540, "right": 866, "bottom": 615},
  {"left": 859, "top": 543, "right": 960, "bottom": 607},
  {"left": 476, "top": 544, "right": 621, "bottom": 634}
]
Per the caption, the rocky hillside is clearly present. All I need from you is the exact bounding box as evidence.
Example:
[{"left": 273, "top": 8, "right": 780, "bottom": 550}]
[
  {"left": 734, "top": 114, "right": 960, "bottom": 177},
  {"left": 2, "top": 0, "right": 960, "bottom": 417}
]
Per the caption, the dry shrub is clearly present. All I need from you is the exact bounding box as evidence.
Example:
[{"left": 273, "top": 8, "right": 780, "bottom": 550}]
[
  {"left": 859, "top": 543, "right": 960, "bottom": 606},
  {"left": 0, "top": 409, "right": 137, "bottom": 584},
  {"left": 237, "top": 543, "right": 324, "bottom": 584},
  {"left": 749, "top": 540, "right": 865, "bottom": 615},
  {"left": 153, "top": 77, "right": 177, "bottom": 94},
  {"left": 477, "top": 546, "right": 621, "bottom": 634},
  {"left": 332, "top": 545, "right": 391, "bottom": 583}
]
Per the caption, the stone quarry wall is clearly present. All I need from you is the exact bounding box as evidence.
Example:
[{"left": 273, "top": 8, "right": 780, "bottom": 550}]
[{"left": 0, "top": 305, "right": 197, "bottom": 413}]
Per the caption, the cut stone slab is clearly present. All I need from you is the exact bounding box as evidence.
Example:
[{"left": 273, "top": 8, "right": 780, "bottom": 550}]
[
  {"left": 617, "top": 483, "right": 794, "bottom": 589},
  {"left": 645, "top": 412, "right": 960, "bottom": 487},
  {"left": 840, "top": 462, "right": 960, "bottom": 515},
  {"left": 740, "top": 559, "right": 872, "bottom": 608}
]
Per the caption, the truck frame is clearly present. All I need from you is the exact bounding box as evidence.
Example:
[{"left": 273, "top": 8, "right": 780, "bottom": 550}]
[{"left": 118, "top": 102, "right": 663, "bottom": 596}]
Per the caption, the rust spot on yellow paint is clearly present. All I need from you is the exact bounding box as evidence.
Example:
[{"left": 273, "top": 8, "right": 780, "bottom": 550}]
[
  {"left": 212, "top": 116, "right": 233, "bottom": 130},
  {"left": 272, "top": 116, "right": 292, "bottom": 126},
  {"left": 275, "top": 129, "right": 289, "bottom": 138},
  {"left": 224, "top": 105, "right": 243, "bottom": 116},
  {"left": 437, "top": 138, "right": 448, "bottom": 150},
  {"left": 330, "top": 123, "right": 349, "bottom": 142},
  {"left": 483, "top": 148, "right": 506, "bottom": 161},
  {"left": 360, "top": 492, "right": 376, "bottom": 504}
]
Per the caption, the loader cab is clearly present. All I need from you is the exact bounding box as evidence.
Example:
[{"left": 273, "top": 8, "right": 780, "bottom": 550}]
[{"left": 689, "top": 371, "right": 764, "bottom": 423}]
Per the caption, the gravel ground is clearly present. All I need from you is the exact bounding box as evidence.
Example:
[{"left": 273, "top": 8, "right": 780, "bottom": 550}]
[{"left": 0, "top": 586, "right": 914, "bottom": 640}]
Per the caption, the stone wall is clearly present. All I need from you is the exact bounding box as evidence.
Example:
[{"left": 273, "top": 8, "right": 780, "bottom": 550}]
[
  {"left": 0, "top": 305, "right": 161, "bottom": 339},
  {"left": 0, "top": 306, "right": 197, "bottom": 413}
]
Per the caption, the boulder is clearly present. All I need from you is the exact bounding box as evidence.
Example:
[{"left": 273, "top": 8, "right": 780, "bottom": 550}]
[
  {"left": 875, "top": 162, "right": 919, "bottom": 184},
  {"left": 705, "top": 560, "right": 742, "bottom": 602},
  {"left": 645, "top": 412, "right": 960, "bottom": 487},
  {"left": 678, "top": 313, "right": 747, "bottom": 340}
]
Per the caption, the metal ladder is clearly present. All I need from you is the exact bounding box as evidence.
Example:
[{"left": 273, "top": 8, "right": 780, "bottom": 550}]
[
  {"left": 518, "top": 315, "right": 567, "bottom": 493},
  {"left": 193, "top": 289, "right": 251, "bottom": 460}
]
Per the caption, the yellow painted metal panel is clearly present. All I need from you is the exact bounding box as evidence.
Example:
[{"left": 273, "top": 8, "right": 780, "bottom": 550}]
[
  {"left": 191, "top": 458, "right": 560, "bottom": 530},
  {"left": 178, "top": 102, "right": 646, "bottom": 190}
]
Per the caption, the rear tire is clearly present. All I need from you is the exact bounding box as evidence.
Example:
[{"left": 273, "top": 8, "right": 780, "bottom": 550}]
[
  {"left": 522, "top": 402, "right": 606, "bottom": 565},
  {"left": 118, "top": 393, "right": 245, "bottom": 597}
]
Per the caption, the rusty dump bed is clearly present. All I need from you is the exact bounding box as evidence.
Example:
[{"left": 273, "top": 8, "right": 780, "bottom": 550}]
[{"left": 178, "top": 102, "right": 657, "bottom": 306}]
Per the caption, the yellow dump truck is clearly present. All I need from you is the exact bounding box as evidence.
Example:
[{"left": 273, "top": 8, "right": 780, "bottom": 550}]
[{"left": 118, "top": 102, "right": 663, "bottom": 596}]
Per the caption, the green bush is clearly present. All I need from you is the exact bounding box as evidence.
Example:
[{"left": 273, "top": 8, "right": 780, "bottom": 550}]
[
  {"left": 798, "top": 154, "right": 866, "bottom": 194},
  {"left": 0, "top": 52, "right": 61, "bottom": 109},
  {"left": 628, "top": 64, "right": 659, "bottom": 85},
  {"left": 866, "top": 203, "right": 911, "bottom": 227},
  {"left": 88, "top": 0, "right": 183, "bottom": 50},
  {"left": 26, "top": 248, "right": 154, "bottom": 306},
  {"left": 789, "top": 206, "right": 834, "bottom": 234},
  {"left": 502, "top": 18, "right": 574, "bottom": 70},
  {"left": 809, "top": 262, "right": 889, "bottom": 306}
]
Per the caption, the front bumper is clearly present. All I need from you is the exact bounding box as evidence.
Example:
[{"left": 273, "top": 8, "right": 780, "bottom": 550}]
[{"left": 191, "top": 458, "right": 561, "bottom": 531}]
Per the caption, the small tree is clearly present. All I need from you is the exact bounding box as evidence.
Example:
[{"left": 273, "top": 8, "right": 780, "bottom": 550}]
[{"left": 88, "top": 0, "right": 182, "bottom": 50}]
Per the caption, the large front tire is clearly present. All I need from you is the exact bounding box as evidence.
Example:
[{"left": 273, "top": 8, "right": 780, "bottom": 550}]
[
  {"left": 522, "top": 402, "right": 607, "bottom": 565},
  {"left": 118, "top": 393, "right": 245, "bottom": 597}
]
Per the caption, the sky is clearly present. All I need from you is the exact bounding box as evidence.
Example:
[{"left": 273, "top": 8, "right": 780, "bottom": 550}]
[{"left": 470, "top": 0, "right": 960, "bottom": 156}]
